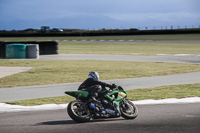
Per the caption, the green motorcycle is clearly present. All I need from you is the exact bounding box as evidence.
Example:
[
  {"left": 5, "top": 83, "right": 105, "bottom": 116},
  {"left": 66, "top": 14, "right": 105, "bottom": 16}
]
[{"left": 65, "top": 85, "right": 138, "bottom": 123}]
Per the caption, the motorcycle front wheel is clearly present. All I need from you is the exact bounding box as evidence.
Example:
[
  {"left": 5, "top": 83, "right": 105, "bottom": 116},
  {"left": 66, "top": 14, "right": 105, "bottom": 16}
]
[
  {"left": 120, "top": 99, "right": 138, "bottom": 119},
  {"left": 67, "top": 100, "right": 91, "bottom": 123}
]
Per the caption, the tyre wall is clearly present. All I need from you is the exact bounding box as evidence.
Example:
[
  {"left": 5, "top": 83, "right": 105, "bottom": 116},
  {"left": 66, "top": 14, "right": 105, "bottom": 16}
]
[{"left": 0, "top": 41, "right": 58, "bottom": 58}]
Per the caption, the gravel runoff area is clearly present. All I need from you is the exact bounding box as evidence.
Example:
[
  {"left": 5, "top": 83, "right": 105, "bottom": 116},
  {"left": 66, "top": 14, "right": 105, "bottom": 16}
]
[{"left": 0, "top": 67, "right": 33, "bottom": 79}]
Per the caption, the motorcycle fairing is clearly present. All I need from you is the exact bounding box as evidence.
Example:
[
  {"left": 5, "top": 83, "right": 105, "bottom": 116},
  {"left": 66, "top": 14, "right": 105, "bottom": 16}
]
[
  {"left": 65, "top": 91, "right": 89, "bottom": 99},
  {"left": 104, "top": 90, "right": 127, "bottom": 106}
]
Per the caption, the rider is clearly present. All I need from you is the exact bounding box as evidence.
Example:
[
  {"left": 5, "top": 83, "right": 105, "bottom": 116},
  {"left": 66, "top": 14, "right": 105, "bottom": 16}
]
[
  {"left": 78, "top": 71, "right": 116, "bottom": 103},
  {"left": 78, "top": 71, "right": 121, "bottom": 116}
]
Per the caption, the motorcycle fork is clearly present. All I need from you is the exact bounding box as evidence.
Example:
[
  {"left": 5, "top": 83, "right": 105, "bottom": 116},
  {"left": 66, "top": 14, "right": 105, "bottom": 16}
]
[{"left": 122, "top": 99, "right": 134, "bottom": 113}]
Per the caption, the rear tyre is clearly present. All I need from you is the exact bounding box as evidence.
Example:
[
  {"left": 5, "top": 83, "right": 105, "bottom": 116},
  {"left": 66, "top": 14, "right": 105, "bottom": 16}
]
[
  {"left": 67, "top": 100, "right": 91, "bottom": 123},
  {"left": 120, "top": 99, "right": 138, "bottom": 119}
]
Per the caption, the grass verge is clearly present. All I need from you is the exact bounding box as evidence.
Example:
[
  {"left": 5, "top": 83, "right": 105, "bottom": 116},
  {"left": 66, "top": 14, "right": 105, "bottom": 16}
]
[
  {"left": 127, "top": 83, "right": 200, "bottom": 100},
  {"left": 1, "top": 60, "right": 200, "bottom": 88},
  {"left": 5, "top": 83, "right": 200, "bottom": 106},
  {"left": 0, "top": 34, "right": 200, "bottom": 41},
  {"left": 59, "top": 41, "right": 200, "bottom": 55}
]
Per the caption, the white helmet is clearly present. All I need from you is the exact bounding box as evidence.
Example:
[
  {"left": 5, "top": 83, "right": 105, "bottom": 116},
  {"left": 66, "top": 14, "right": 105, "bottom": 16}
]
[{"left": 88, "top": 71, "right": 99, "bottom": 80}]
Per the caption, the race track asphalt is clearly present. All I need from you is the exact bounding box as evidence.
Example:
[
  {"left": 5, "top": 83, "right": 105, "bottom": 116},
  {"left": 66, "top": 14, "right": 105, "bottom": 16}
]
[
  {"left": 0, "top": 103, "right": 199, "bottom": 133},
  {"left": 39, "top": 54, "right": 200, "bottom": 64}
]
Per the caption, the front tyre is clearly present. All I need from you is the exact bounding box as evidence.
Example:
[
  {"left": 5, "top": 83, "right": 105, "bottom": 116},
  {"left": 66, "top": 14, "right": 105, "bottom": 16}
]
[
  {"left": 67, "top": 100, "right": 91, "bottom": 123},
  {"left": 120, "top": 99, "right": 138, "bottom": 119}
]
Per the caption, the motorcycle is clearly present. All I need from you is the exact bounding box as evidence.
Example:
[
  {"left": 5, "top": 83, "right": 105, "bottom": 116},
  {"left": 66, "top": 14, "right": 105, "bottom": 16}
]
[{"left": 65, "top": 85, "right": 138, "bottom": 123}]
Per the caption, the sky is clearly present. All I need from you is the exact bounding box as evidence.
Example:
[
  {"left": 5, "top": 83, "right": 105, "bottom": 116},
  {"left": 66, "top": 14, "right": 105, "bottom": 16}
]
[{"left": 0, "top": 0, "right": 200, "bottom": 30}]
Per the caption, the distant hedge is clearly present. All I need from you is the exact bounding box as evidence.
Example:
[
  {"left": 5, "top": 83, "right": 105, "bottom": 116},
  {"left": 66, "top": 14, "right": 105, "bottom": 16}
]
[{"left": 0, "top": 29, "right": 199, "bottom": 37}]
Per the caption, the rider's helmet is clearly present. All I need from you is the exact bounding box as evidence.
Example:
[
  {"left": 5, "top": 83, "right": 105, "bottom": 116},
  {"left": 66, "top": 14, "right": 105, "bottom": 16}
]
[{"left": 88, "top": 71, "right": 99, "bottom": 81}]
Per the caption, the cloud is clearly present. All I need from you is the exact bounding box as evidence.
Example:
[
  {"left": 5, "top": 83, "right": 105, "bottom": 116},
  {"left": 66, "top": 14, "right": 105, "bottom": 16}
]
[
  {"left": 0, "top": 0, "right": 199, "bottom": 30},
  {"left": 103, "top": 12, "right": 200, "bottom": 27}
]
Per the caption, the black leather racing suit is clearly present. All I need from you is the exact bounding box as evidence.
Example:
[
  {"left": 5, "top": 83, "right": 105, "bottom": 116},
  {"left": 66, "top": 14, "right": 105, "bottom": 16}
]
[{"left": 78, "top": 78, "right": 113, "bottom": 99}]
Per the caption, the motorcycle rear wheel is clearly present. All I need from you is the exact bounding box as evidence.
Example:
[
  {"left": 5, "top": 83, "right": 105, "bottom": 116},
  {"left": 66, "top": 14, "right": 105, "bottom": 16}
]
[
  {"left": 120, "top": 99, "right": 138, "bottom": 119},
  {"left": 67, "top": 100, "right": 91, "bottom": 123}
]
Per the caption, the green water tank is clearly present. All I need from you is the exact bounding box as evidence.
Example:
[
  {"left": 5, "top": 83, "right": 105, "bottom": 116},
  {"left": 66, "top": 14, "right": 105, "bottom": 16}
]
[{"left": 6, "top": 44, "right": 26, "bottom": 59}]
